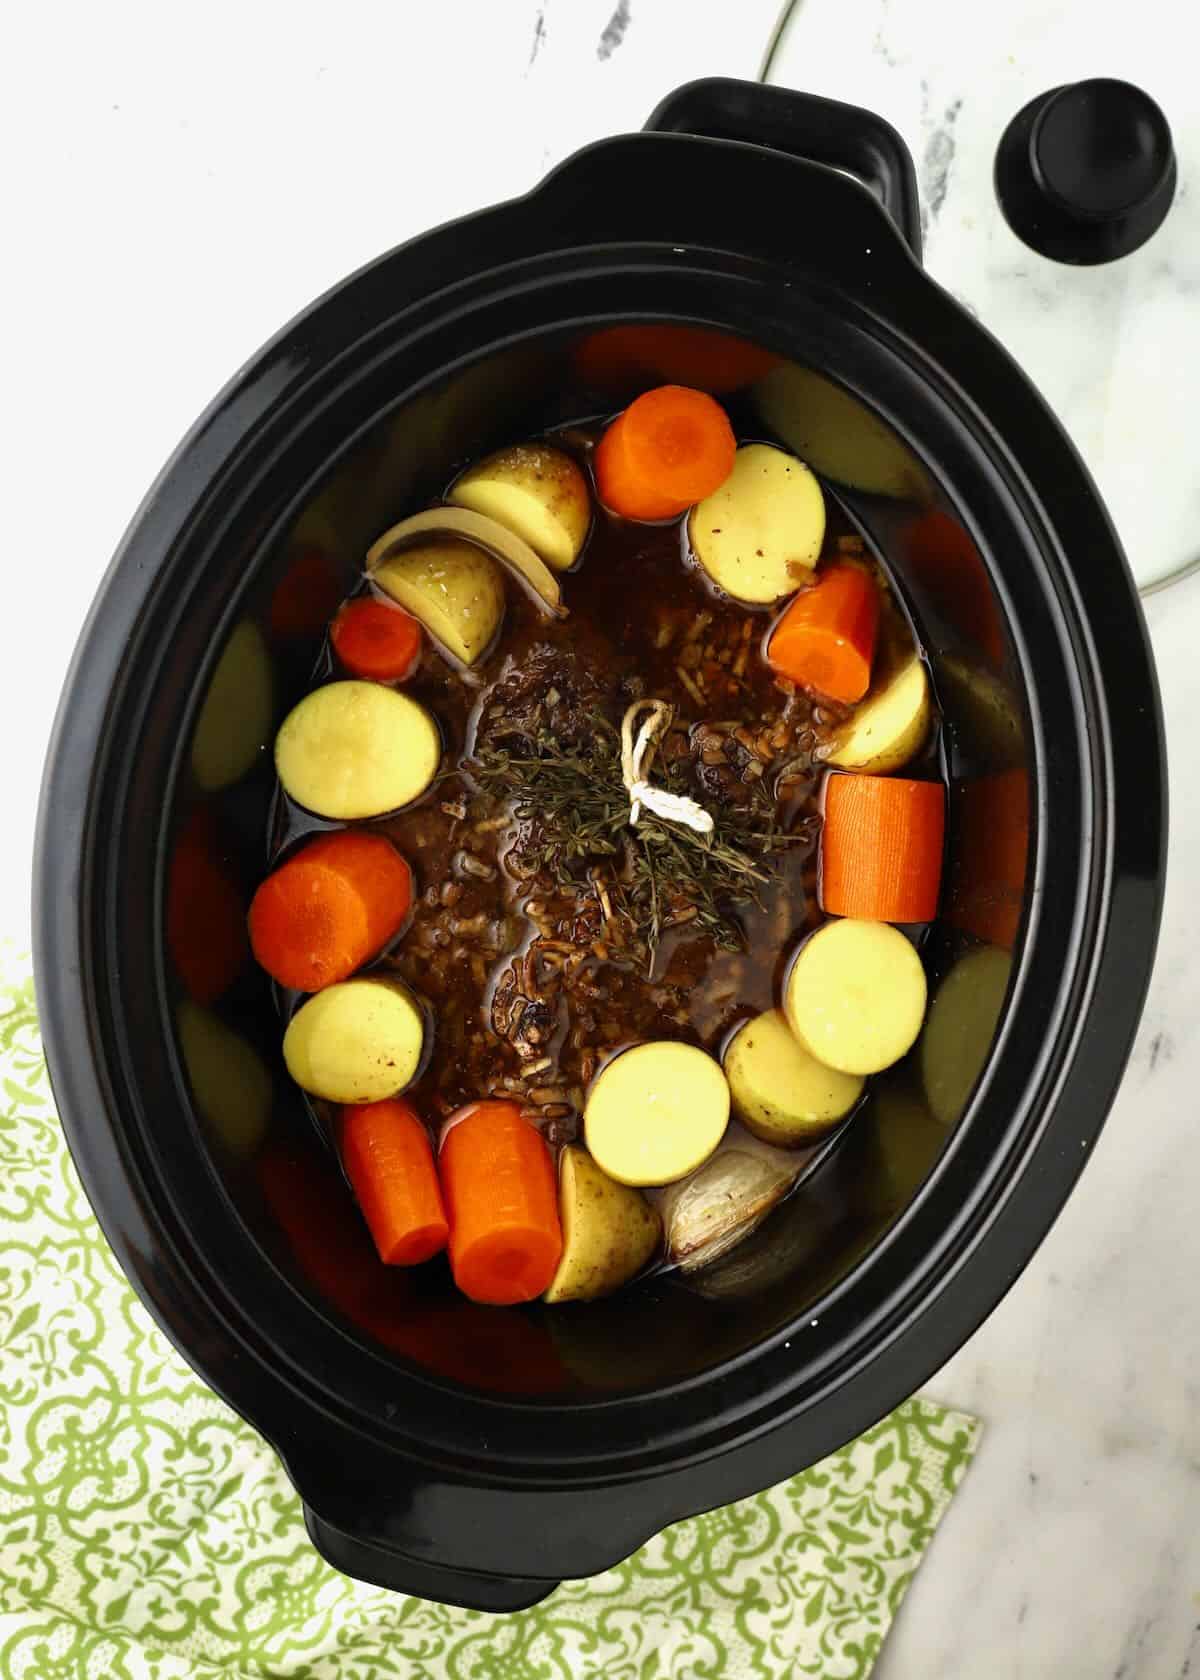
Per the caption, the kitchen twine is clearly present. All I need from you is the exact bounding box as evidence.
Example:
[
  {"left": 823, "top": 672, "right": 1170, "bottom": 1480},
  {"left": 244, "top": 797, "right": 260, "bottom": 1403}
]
[{"left": 620, "top": 698, "right": 715, "bottom": 834}]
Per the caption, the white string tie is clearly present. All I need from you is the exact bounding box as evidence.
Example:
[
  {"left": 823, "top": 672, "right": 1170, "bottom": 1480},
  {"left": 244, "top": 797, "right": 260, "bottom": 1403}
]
[{"left": 619, "top": 699, "right": 714, "bottom": 836}]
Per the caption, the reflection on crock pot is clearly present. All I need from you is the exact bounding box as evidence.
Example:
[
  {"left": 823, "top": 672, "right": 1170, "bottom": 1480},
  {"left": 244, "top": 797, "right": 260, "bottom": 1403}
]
[
  {"left": 259, "top": 1136, "right": 567, "bottom": 1392},
  {"left": 177, "top": 1001, "right": 273, "bottom": 1157},
  {"left": 920, "top": 945, "right": 1014, "bottom": 1127},
  {"left": 939, "top": 656, "right": 1024, "bottom": 771},
  {"left": 572, "top": 323, "right": 780, "bottom": 397},
  {"left": 902, "top": 507, "right": 1007, "bottom": 673},
  {"left": 866, "top": 1075, "right": 956, "bottom": 1200},
  {"left": 948, "top": 768, "right": 1030, "bottom": 949},
  {"left": 269, "top": 544, "right": 346, "bottom": 645},
  {"left": 166, "top": 807, "right": 248, "bottom": 1005},
  {"left": 544, "top": 1283, "right": 716, "bottom": 1390},
  {"left": 753, "top": 362, "right": 935, "bottom": 503},
  {"left": 190, "top": 619, "right": 274, "bottom": 792},
  {"left": 358, "top": 346, "right": 560, "bottom": 542},
  {"left": 689, "top": 1166, "right": 851, "bottom": 1304}
]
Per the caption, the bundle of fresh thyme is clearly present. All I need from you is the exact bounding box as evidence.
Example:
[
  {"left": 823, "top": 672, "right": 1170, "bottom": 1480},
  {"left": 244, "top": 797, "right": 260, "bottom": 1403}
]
[{"left": 469, "top": 712, "right": 803, "bottom": 968}]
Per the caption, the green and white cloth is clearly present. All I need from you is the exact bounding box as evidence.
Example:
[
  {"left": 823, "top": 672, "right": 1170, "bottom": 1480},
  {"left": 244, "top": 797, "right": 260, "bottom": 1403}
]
[{"left": 0, "top": 950, "right": 980, "bottom": 1679}]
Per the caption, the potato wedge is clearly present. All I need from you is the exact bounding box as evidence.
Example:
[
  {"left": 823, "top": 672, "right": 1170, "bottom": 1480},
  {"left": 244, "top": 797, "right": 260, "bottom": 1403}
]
[
  {"left": 584, "top": 1041, "right": 729, "bottom": 1187},
  {"left": 785, "top": 919, "right": 927, "bottom": 1076},
  {"left": 368, "top": 507, "right": 563, "bottom": 618},
  {"left": 920, "top": 944, "right": 1013, "bottom": 1125},
  {"left": 826, "top": 656, "right": 932, "bottom": 774},
  {"left": 191, "top": 620, "right": 274, "bottom": 791},
  {"left": 544, "top": 1146, "right": 660, "bottom": 1303},
  {"left": 178, "top": 1002, "right": 272, "bottom": 1157},
  {"left": 724, "top": 1009, "right": 863, "bottom": 1145},
  {"left": 449, "top": 444, "right": 590, "bottom": 572},
  {"left": 283, "top": 976, "right": 424, "bottom": 1104},
  {"left": 688, "top": 443, "right": 825, "bottom": 603},
  {"left": 275, "top": 680, "right": 440, "bottom": 819},
  {"left": 370, "top": 538, "right": 504, "bottom": 666}
]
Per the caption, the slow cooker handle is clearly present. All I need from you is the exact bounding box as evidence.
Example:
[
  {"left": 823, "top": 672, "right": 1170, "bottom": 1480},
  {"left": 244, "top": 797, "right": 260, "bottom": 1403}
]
[
  {"left": 645, "top": 78, "right": 923, "bottom": 261},
  {"left": 302, "top": 1499, "right": 557, "bottom": 1611}
]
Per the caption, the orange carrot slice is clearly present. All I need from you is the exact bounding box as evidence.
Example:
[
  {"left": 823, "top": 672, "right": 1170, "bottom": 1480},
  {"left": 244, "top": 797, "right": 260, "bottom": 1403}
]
[
  {"left": 440, "top": 1101, "right": 562, "bottom": 1305},
  {"left": 767, "top": 563, "right": 880, "bottom": 704},
  {"left": 340, "top": 1099, "right": 448, "bottom": 1266},
  {"left": 821, "top": 773, "right": 945, "bottom": 923},
  {"left": 248, "top": 830, "right": 412, "bottom": 992},
  {"left": 331, "top": 597, "right": 423, "bottom": 682},
  {"left": 594, "top": 385, "right": 736, "bottom": 521}
]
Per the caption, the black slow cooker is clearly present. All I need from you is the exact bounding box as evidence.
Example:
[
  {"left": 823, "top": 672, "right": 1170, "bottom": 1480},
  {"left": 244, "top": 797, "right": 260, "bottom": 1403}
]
[{"left": 33, "top": 80, "right": 1166, "bottom": 1610}]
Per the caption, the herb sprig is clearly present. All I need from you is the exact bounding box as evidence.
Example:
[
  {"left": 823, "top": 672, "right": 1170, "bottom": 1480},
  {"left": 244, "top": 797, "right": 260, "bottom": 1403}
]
[{"left": 469, "top": 713, "right": 803, "bottom": 967}]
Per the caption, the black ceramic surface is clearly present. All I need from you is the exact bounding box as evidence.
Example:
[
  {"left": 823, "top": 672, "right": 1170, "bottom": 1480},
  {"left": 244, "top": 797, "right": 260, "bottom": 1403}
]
[{"left": 34, "top": 80, "right": 1165, "bottom": 1610}]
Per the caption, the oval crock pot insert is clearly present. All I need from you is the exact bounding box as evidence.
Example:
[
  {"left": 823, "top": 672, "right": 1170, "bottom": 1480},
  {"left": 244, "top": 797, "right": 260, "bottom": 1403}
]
[{"left": 164, "top": 326, "right": 1030, "bottom": 1403}]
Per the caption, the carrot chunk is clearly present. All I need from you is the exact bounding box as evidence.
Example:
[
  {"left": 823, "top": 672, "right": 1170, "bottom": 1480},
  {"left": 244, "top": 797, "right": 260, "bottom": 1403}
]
[
  {"left": 767, "top": 563, "right": 880, "bottom": 704},
  {"left": 594, "top": 385, "right": 736, "bottom": 521},
  {"left": 440, "top": 1101, "right": 562, "bottom": 1305},
  {"left": 331, "top": 597, "right": 422, "bottom": 682},
  {"left": 248, "top": 831, "right": 412, "bottom": 992},
  {"left": 821, "top": 772, "right": 945, "bottom": 923},
  {"left": 340, "top": 1099, "right": 448, "bottom": 1266}
]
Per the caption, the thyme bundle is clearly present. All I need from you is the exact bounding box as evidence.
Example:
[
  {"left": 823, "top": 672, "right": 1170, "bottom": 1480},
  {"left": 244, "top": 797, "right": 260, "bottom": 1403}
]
[{"left": 470, "top": 712, "right": 803, "bottom": 967}]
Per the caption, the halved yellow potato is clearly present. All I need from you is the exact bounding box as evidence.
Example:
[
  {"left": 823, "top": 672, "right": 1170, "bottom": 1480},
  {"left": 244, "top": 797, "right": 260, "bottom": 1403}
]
[
  {"left": 584, "top": 1041, "right": 729, "bottom": 1187},
  {"left": 688, "top": 443, "right": 825, "bottom": 604},
  {"left": 826, "top": 656, "right": 932, "bottom": 775},
  {"left": 785, "top": 919, "right": 927, "bottom": 1076},
  {"left": 660, "top": 1143, "right": 795, "bottom": 1271},
  {"left": 283, "top": 977, "right": 424, "bottom": 1104},
  {"left": 920, "top": 944, "right": 1013, "bottom": 1125},
  {"left": 449, "top": 444, "right": 590, "bottom": 572},
  {"left": 724, "top": 1008, "right": 864, "bottom": 1145},
  {"left": 275, "top": 681, "right": 440, "bottom": 819},
  {"left": 368, "top": 507, "right": 563, "bottom": 618},
  {"left": 544, "top": 1146, "right": 660, "bottom": 1303},
  {"left": 191, "top": 621, "right": 274, "bottom": 791},
  {"left": 369, "top": 539, "right": 504, "bottom": 666},
  {"left": 178, "top": 1002, "right": 273, "bottom": 1157}
]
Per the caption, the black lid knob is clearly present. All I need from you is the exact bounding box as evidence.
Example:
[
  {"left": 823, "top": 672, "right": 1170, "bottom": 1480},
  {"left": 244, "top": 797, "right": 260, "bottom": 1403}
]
[{"left": 995, "top": 79, "right": 1176, "bottom": 264}]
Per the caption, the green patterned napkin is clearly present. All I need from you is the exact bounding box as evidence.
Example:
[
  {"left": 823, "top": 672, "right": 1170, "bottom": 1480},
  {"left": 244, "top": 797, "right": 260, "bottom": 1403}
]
[{"left": 0, "top": 951, "right": 980, "bottom": 1680}]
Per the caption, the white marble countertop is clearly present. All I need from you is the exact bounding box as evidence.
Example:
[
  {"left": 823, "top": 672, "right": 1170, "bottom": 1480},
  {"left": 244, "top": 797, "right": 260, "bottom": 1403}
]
[{"left": 6, "top": 2, "right": 1198, "bottom": 1674}]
